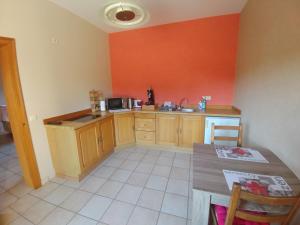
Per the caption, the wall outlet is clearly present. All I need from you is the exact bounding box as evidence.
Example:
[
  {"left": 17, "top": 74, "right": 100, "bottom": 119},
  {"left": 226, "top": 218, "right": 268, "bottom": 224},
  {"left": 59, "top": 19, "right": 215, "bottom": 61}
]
[{"left": 202, "top": 96, "right": 212, "bottom": 101}]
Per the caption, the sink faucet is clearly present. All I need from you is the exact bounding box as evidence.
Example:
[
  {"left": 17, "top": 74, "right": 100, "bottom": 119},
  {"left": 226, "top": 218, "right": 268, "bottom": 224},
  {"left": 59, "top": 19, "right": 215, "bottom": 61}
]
[{"left": 178, "top": 98, "right": 189, "bottom": 109}]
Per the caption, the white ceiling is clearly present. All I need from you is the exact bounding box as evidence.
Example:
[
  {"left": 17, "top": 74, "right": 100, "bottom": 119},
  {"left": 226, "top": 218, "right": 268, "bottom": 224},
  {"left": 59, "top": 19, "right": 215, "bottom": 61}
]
[{"left": 49, "top": 0, "right": 248, "bottom": 33}]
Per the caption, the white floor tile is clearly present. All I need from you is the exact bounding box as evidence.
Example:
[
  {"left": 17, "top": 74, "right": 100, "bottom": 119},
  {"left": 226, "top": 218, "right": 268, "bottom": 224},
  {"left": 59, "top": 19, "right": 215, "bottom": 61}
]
[
  {"left": 127, "top": 206, "right": 159, "bottom": 225},
  {"left": 101, "top": 200, "right": 134, "bottom": 225},
  {"left": 142, "top": 155, "right": 158, "bottom": 164},
  {"left": 8, "top": 181, "right": 33, "bottom": 197},
  {"left": 146, "top": 150, "right": 161, "bottom": 157},
  {"left": 157, "top": 213, "right": 187, "bottom": 225},
  {"left": 44, "top": 185, "right": 74, "bottom": 205},
  {"left": 104, "top": 158, "right": 124, "bottom": 168},
  {"left": 10, "top": 194, "right": 40, "bottom": 214},
  {"left": 0, "top": 208, "right": 19, "bottom": 225},
  {"left": 110, "top": 169, "right": 131, "bottom": 182},
  {"left": 166, "top": 179, "right": 189, "bottom": 197},
  {"left": 50, "top": 177, "right": 66, "bottom": 184},
  {"left": 161, "top": 193, "right": 188, "bottom": 218},
  {"left": 30, "top": 182, "right": 59, "bottom": 198},
  {"left": 137, "top": 188, "right": 164, "bottom": 211},
  {"left": 9, "top": 217, "right": 34, "bottom": 225},
  {"left": 127, "top": 172, "right": 149, "bottom": 187},
  {"left": 0, "top": 192, "right": 17, "bottom": 210},
  {"left": 145, "top": 175, "right": 168, "bottom": 191},
  {"left": 170, "top": 167, "right": 190, "bottom": 181},
  {"left": 79, "top": 176, "right": 106, "bottom": 193},
  {"left": 0, "top": 174, "right": 22, "bottom": 189},
  {"left": 120, "top": 160, "right": 139, "bottom": 171},
  {"left": 60, "top": 190, "right": 92, "bottom": 212},
  {"left": 39, "top": 207, "right": 74, "bottom": 225},
  {"left": 160, "top": 151, "right": 175, "bottom": 159},
  {"left": 128, "top": 152, "right": 145, "bottom": 161},
  {"left": 173, "top": 159, "right": 190, "bottom": 169},
  {"left": 68, "top": 214, "right": 98, "bottom": 225},
  {"left": 175, "top": 152, "right": 191, "bottom": 161},
  {"left": 156, "top": 156, "right": 174, "bottom": 166},
  {"left": 22, "top": 200, "right": 56, "bottom": 224},
  {"left": 116, "top": 184, "right": 143, "bottom": 204},
  {"left": 152, "top": 165, "right": 171, "bottom": 177},
  {"left": 135, "top": 163, "right": 154, "bottom": 174},
  {"left": 93, "top": 166, "right": 116, "bottom": 179},
  {"left": 96, "top": 180, "right": 123, "bottom": 198},
  {"left": 79, "top": 195, "right": 112, "bottom": 220}
]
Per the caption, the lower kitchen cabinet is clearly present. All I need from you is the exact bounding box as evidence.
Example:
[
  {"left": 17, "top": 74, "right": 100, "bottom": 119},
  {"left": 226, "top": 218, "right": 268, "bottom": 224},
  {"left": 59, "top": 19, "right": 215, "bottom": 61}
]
[
  {"left": 76, "top": 123, "right": 102, "bottom": 170},
  {"left": 179, "top": 115, "right": 205, "bottom": 148},
  {"left": 45, "top": 115, "right": 115, "bottom": 180},
  {"left": 99, "top": 116, "right": 115, "bottom": 156},
  {"left": 155, "top": 114, "right": 204, "bottom": 147},
  {"left": 114, "top": 113, "right": 135, "bottom": 146},
  {"left": 156, "top": 114, "right": 179, "bottom": 146}
]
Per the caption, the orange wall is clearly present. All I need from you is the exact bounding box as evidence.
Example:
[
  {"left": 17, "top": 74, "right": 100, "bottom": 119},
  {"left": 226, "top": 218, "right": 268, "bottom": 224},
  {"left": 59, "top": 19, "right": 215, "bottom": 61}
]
[{"left": 109, "top": 14, "right": 240, "bottom": 105}]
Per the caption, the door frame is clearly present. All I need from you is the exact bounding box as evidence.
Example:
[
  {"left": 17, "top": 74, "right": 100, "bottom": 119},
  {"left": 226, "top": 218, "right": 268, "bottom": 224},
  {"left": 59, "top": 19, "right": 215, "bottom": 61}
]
[{"left": 0, "top": 37, "right": 41, "bottom": 188}]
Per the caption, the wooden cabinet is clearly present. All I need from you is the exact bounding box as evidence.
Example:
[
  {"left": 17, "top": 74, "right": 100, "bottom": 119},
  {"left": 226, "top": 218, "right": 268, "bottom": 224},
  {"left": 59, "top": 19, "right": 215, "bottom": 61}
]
[
  {"left": 114, "top": 113, "right": 135, "bottom": 146},
  {"left": 156, "top": 114, "right": 179, "bottom": 146},
  {"left": 179, "top": 115, "right": 205, "bottom": 148},
  {"left": 45, "top": 115, "right": 115, "bottom": 180},
  {"left": 76, "top": 123, "right": 102, "bottom": 170},
  {"left": 98, "top": 116, "right": 115, "bottom": 156},
  {"left": 135, "top": 113, "right": 156, "bottom": 144},
  {"left": 155, "top": 114, "right": 204, "bottom": 148}
]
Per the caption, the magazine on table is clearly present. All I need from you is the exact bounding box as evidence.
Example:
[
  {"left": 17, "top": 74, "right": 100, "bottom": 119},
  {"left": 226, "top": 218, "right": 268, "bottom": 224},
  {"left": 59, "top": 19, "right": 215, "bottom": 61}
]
[
  {"left": 215, "top": 145, "right": 269, "bottom": 163},
  {"left": 223, "top": 170, "right": 293, "bottom": 197}
]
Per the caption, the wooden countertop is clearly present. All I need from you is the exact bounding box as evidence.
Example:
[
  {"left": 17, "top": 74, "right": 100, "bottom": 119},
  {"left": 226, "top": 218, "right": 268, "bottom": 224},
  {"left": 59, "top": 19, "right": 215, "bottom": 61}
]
[{"left": 44, "top": 105, "right": 241, "bottom": 129}]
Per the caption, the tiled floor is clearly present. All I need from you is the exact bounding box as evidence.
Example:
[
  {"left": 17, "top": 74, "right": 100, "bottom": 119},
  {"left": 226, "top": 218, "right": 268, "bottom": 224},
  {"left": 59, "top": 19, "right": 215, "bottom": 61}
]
[
  {"left": 0, "top": 137, "right": 23, "bottom": 193},
  {"left": 0, "top": 146, "right": 193, "bottom": 225}
]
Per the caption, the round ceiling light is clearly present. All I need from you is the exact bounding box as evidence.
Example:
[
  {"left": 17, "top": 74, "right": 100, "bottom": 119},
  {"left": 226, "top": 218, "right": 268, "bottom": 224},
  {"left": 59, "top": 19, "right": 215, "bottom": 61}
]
[{"left": 104, "top": 2, "right": 148, "bottom": 27}]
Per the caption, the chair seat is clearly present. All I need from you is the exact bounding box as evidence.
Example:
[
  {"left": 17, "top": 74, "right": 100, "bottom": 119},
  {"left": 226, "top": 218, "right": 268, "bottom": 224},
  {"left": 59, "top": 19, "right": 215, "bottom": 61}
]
[{"left": 213, "top": 205, "right": 269, "bottom": 225}]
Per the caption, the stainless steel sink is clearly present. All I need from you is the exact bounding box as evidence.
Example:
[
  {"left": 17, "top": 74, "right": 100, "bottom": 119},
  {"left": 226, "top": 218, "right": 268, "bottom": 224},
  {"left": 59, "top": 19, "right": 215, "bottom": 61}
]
[{"left": 181, "top": 108, "right": 195, "bottom": 113}]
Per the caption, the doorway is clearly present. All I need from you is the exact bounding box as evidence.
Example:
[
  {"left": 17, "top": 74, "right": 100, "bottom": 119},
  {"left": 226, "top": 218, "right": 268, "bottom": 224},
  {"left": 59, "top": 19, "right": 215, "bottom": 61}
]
[{"left": 0, "top": 37, "right": 41, "bottom": 189}]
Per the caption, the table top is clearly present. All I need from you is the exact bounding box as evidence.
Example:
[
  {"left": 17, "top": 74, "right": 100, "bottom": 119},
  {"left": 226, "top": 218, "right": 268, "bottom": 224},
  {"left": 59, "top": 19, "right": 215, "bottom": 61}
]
[{"left": 193, "top": 144, "right": 300, "bottom": 197}]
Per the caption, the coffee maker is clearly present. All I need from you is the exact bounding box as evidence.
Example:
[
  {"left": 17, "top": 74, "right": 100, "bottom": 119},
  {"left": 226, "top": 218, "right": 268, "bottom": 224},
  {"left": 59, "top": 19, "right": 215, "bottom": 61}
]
[{"left": 146, "top": 87, "right": 155, "bottom": 105}]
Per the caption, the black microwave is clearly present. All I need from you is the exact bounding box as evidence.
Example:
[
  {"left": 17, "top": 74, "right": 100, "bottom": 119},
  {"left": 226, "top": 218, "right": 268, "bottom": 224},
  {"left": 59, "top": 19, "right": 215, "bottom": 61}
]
[{"left": 106, "top": 98, "right": 126, "bottom": 110}]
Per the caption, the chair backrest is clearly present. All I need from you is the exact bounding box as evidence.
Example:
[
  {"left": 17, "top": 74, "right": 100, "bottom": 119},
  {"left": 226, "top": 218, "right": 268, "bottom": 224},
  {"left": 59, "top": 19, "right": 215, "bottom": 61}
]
[
  {"left": 225, "top": 183, "right": 300, "bottom": 225},
  {"left": 211, "top": 123, "right": 243, "bottom": 147}
]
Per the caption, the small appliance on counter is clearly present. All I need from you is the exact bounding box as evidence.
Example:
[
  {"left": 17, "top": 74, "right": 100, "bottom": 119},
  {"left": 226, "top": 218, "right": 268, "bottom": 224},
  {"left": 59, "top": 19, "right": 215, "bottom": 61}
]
[
  {"left": 128, "top": 98, "right": 133, "bottom": 109},
  {"left": 106, "top": 97, "right": 125, "bottom": 110},
  {"left": 146, "top": 87, "right": 155, "bottom": 105},
  {"left": 133, "top": 99, "right": 142, "bottom": 108}
]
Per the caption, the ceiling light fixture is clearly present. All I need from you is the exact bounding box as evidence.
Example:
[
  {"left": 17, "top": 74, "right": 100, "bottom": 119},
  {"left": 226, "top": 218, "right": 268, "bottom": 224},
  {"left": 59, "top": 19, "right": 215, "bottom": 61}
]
[{"left": 104, "top": 2, "right": 148, "bottom": 27}]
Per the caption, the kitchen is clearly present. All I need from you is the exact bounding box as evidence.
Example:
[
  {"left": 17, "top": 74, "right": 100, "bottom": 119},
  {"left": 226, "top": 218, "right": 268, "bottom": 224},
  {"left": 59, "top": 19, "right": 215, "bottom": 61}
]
[{"left": 0, "top": 0, "right": 300, "bottom": 225}]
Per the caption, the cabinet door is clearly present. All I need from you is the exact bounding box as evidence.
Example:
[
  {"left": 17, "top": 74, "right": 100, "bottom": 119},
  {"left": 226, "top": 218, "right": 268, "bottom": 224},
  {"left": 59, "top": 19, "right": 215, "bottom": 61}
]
[
  {"left": 114, "top": 113, "right": 135, "bottom": 146},
  {"left": 179, "top": 115, "right": 204, "bottom": 148},
  {"left": 156, "top": 114, "right": 179, "bottom": 146},
  {"left": 76, "top": 123, "right": 101, "bottom": 170},
  {"left": 99, "top": 116, "right": 115, "bottom": 156}
]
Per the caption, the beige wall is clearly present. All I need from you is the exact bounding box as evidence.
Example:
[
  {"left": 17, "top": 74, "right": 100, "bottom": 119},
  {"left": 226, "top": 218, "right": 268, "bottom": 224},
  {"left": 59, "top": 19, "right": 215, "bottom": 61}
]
[
  {"left": 0, "top": 0, "right": 112, "bottom": 183},
  {"left": 235, "top": 1, "right": 300, "bottom": 177}
]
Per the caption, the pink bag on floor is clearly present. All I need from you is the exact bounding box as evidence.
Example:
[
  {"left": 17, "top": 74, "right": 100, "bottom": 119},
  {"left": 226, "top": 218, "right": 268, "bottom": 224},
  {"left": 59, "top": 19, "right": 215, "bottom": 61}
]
[{"left": 214, "top": 205, "right": 269, "bottom": 225}]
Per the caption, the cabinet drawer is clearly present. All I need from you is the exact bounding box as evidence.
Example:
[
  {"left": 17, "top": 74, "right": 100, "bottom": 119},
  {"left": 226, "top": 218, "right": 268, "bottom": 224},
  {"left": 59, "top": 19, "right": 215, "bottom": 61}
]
[
  {"left": 134, "top": 113, "right": 156, "bottom": 119},
  {"left": 136, "top": 131, "right": 155, "bottom": 144},
  {"left": 135, "top": 118, "right": 155, "bottom": 131}
]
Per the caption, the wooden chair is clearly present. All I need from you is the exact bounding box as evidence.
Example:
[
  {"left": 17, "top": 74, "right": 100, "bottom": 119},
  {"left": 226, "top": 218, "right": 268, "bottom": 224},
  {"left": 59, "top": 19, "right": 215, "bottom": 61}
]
[
  {"left": 211, "top": 123, "right": 243, "bottom": 147},
  {"left": 212, "top": 182, "right": 300, "bottom": 225}
]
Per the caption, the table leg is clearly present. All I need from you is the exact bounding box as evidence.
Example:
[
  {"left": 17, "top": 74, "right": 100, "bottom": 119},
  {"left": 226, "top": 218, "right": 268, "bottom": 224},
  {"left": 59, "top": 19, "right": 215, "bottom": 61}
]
[{"left": 192, "top": 190, "right": 211, "bottom": 225}]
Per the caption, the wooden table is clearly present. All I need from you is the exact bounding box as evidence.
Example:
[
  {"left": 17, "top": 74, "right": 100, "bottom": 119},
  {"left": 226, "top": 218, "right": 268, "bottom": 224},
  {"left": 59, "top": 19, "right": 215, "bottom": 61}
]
[{"left": 192, "top": 144, "right": 300, "bottom": 225}]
